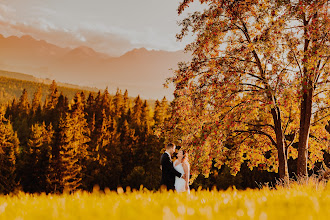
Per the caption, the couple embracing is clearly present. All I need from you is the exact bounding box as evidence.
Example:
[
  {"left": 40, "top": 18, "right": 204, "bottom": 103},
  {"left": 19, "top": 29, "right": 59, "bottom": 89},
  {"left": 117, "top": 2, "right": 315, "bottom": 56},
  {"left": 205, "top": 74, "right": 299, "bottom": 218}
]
[{"left": 160, "top": 143, "right": 190, "bottom": 193}]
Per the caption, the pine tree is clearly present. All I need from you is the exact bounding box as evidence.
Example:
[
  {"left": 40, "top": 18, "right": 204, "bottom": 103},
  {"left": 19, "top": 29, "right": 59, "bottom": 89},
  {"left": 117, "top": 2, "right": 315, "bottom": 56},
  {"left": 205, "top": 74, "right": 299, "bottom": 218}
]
[
  {"left": 131, "top": 96, "right": 143, "bottom": 135},
  {"left": 127, "top": 99, "right": 154, "bottom": 182},
  {"left": 100, "top": 88, "right": 112, "bottom": 117},
  {"left": 49, "top": 93, "right": 69, "bottom": 130},
  {"left": 20, "top": 122, "right": 53, "bottom": 193},
  {"left": 140, "top": 100, "right": 153, "bottom": 133},
  {"left": 5, "top": 98, "right": 18, "bottom": 120},
  {"left": 80, "top": 91, "right": 86, "bottom": 107},
  {"left": 38, "top": 123, "right": 54, "bottom": 192},
  {"left": 44, "top": 80, "right": 59, "bottom": 112},
  {"left": 113, "top": 88, "right": 123, "bottom": 118},
  {"left": 17, "top": 89, "right": 30, "bottom": 117},
  {"left": 43, "top": 81, "right": 62, "bottom": 128},
  {"left": 153, "top": 97, "right": 170, "bottom": 138},
  {"left": 12, "top": 89, "right": 31, "bottom": 147},
  {"left": 0, "top": 113, "right": 19, "bottom": 194},
  {"left": 144, "top": 134, "right": 164, "bottom": 189},
  {"left": 86, "top": 109, "right": 121, "bottom": 190},
  {"left": 85, "top": 92, "right": 95, "bottom": 122},
  {"left": 129, "top": 100, "right": 159, "bottom": 189},
  {"left": 71, "top": 92, "right": 85, "bottom": 113},
  {"left": 117, "top": 90, "right": 130, "bottom": 131},
  {"left": 50, "top": 92, "right": 90, "bottom": 193},
  {"left": 70, "top": 92, "right": 90, "bottom": 189},
  {"left": 31, "top": 87, "right": 43, "bottom": 124},
  {"left": 92, "top": 90, "right": 103, "bottom": 122},
  {"left": 104, "top": 116, "right": 121, "bottom": 189},
  {"left": 51, "top": 113, "right": 83, "bottom": 193},
  {"left": 94, "top": 91, "right": 102, "bottom": 108},
  {"left": 121, "top": 90, "right": 130, "bottom": 116},
  {"left": 119, "top": 119, "right": 137, "bottom": 184},
  {"left": 160, "top": 97, "right": 170, "bottom": 122},
  {"left": 153, "top": 100, "right": 162, "bottom": 125},
  {"left": 31, "top": 87, "right": 42, "bottom": 113},
  {"left": 56, "top": 93, "right": 69, "bottom": 114}
]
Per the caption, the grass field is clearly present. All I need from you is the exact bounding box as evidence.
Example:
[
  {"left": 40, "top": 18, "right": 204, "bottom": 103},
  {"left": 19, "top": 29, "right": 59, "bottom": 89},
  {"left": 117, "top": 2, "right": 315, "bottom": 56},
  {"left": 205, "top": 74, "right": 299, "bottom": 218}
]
[{"left": 1, "top": 181, "right": 329, "bottom": 220}]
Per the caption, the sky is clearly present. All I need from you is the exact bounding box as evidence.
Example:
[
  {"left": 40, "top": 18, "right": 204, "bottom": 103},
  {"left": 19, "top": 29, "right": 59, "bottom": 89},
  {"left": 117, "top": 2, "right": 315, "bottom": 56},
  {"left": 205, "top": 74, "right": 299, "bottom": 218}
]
[{"left": 0, "top": 0, "right": 204, "bottom": 56}]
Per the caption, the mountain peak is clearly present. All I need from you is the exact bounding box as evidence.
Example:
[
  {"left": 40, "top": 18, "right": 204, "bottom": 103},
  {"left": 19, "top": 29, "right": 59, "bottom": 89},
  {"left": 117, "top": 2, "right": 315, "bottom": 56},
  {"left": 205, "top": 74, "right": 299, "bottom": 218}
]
[
  {"left": 66, "top": 46, "right": 104, "bottom": 59},
  {"left": 62, "top": 45, "right": 110, "bottom": 61},
  {"left": 7, "top": 35, "right": 20, "bottom": 40},
  {"left": 21, "top": 35, "right": 35, "bottom": 41},
  {"left": 120, "top": 47, "right": 150, "bottom": 58},
  {"left": 71, "top": 46, "right": 96, "bottom": 54},
  {"left": 132, "top": 47, "right": 148, "bottom": 52}
]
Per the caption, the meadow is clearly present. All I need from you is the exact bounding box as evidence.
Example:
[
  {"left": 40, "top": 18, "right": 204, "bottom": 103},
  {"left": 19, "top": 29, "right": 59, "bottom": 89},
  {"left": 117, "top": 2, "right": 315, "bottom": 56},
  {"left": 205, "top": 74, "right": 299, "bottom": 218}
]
[{"left": 1, "top": 180, "right": 330, "bottom": 220}]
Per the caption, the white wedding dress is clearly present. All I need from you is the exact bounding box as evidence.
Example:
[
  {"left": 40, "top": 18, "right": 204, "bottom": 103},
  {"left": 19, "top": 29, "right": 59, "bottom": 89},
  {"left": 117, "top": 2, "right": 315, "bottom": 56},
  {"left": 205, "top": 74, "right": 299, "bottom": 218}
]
[{"left": 174, "top": 161, "right": 190, "bottom": 193}]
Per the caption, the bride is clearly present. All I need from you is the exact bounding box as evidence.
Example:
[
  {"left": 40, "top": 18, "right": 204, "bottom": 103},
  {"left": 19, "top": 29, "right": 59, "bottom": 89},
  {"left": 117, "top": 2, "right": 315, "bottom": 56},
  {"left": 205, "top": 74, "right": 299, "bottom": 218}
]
[{"left": 174, "top": 149, "right": 190, "bottom": 193}]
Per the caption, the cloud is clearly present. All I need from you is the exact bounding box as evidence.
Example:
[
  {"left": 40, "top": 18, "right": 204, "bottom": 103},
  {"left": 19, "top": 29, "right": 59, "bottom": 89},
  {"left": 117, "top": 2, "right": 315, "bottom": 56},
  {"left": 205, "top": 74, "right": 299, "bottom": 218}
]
[
  {"left": 0, "top": 12, "right": 134, "bottom": 55},
  {"left": 0, "top": 3, "right": 15, "bottom": 15},
  {"left": 0, "top": 2, "right": 188, "bottom": 56}
]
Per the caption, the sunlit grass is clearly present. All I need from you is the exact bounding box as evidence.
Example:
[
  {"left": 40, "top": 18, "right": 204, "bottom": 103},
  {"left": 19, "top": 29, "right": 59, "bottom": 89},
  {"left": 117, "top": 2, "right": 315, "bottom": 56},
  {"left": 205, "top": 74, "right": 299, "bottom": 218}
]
[{"left": 1, "top": 180, "right": 330, "bottom": 220}]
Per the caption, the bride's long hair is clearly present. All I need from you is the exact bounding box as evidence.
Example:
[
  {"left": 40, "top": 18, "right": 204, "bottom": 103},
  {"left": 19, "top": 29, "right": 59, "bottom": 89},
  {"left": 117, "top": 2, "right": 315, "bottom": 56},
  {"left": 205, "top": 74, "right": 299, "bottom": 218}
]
[{"left": 181, "top": 150, "right": 189, "bottom": 163}]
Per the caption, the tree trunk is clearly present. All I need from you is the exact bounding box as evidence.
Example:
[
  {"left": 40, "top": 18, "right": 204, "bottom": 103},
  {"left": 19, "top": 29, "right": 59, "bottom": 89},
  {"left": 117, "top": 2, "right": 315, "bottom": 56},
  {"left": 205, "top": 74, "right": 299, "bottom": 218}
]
[
  {"left": 271, "top": 107, "right": 289, "bottom": 181},
  {"left": 297, "top": 88, "right": 313, "bottom": 177},
  {"left": 297, "top": 15, "right": 313, "bottom": 178}
]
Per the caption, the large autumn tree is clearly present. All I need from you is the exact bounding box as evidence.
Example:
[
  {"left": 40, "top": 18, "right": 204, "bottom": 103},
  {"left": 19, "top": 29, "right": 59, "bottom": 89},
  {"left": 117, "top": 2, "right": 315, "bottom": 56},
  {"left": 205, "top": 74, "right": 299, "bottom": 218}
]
[
  {"left": 167, "top": 0, "right": 329, "bottom": 181},
  {"left": 278, "top": 0, "right": 330, "bottom": 177}
]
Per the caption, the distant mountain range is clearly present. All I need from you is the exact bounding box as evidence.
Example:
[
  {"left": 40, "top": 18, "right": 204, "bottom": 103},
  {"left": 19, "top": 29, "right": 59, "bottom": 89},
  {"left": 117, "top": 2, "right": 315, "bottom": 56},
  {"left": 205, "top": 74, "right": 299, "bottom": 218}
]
[{"left": 0, "top": 34, "right": 191, "bottom": 100}]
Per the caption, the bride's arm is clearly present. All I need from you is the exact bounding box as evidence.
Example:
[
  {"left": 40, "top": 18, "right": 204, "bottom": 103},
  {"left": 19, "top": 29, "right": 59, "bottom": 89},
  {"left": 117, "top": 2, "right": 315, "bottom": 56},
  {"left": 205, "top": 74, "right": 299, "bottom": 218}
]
[{"left": 182, "top": 162, "right": 190, "bottom": 190}]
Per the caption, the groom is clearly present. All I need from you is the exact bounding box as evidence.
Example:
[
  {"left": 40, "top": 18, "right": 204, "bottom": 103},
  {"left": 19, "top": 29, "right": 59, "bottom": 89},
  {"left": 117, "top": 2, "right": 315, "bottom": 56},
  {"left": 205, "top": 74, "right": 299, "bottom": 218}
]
[{"left": 160, "top": 143, "right": 185, "bottom": 190}]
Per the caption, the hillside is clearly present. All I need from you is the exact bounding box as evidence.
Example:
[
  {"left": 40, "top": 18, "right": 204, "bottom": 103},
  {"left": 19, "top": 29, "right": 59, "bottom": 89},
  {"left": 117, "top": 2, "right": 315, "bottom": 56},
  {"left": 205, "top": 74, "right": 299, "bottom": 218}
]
[
  {"left": 0, "top": 75, "right": 97, "bottom": 105},
  {"left": 0, "top": 71, "right": 158, "bottom": 107},
  {"left": 0, "top": 69, "right": 99, "bottom": 91}
]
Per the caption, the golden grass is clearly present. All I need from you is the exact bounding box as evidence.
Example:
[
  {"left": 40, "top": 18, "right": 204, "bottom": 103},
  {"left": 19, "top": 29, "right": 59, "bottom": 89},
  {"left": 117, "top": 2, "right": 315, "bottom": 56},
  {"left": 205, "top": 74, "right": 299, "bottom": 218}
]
[{"left": 1, "top": 180, "right": 330, "bottom": 220}]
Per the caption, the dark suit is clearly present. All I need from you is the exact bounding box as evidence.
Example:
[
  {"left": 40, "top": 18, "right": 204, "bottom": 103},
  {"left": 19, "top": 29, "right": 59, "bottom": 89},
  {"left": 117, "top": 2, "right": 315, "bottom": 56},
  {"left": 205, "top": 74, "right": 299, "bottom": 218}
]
[{"left": 160, "top": 152, "right": 182, "bottom": 190}]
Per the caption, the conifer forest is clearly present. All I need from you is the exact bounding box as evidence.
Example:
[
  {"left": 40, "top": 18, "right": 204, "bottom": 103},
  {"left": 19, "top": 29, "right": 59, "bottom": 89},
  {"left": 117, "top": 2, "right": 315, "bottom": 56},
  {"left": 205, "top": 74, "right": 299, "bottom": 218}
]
[{"left": 1, "top": 74, "right": 330, "bottom": 195}]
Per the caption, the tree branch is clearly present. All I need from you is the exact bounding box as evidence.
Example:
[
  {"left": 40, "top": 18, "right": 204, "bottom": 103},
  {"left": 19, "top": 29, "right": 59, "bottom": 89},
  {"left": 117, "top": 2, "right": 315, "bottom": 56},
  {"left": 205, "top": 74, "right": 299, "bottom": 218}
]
[
  {"left": 313, "top": 89, "right": 330, "bottom": 97},
  {"left": 234, "top": 129, "right": 277, "bottom": 146},
  {"left": 311, "top": 113, "right": 330, "bottom": 126},
  {"left": 284, "top": 130, "right": 298, "bottom": 150},
  {"left": 312, "top": 106, "right": 330, "bottom": 116},
  {"left": 239, "top": 83, "right": 265, "bottom": 90}
]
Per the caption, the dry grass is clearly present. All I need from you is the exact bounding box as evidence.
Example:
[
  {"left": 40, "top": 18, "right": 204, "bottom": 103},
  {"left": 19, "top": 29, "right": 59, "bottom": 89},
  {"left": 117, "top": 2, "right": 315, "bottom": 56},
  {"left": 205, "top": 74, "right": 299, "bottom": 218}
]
[{"left": 1, "top": 180, "right": 330, "bottom": 219}]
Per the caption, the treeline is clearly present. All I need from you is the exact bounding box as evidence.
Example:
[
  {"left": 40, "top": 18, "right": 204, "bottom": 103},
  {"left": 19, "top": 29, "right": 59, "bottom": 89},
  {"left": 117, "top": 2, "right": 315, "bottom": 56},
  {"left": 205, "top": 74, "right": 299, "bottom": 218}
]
[
  {"left": 3, "top": 80, "right": 328, "bottom": 194},
  {"left": 0, "top": 81, "right": 167, "bottom": 193},
  {"left": 0, "top": 80, "right": 285, "bottom": 194},
  {"left": 0, "top": 76, "right": 97, "bottom": 105}
]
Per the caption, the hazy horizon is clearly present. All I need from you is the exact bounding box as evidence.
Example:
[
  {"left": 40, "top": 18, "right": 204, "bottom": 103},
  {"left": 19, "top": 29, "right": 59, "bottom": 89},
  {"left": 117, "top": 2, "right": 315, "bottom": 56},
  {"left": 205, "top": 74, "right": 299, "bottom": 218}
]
[
  {"left": 0, "top": 30, "right": 192, "bottom": 100},
  {"left": 0, "top": 0, "right": 205, "bottom": 100}
]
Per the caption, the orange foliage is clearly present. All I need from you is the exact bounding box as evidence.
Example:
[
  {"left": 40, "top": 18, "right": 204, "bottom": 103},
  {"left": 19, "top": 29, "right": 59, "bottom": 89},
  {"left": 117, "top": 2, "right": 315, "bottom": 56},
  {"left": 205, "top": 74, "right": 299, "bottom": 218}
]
[{"left": 167, "top": 0, "right": 330, "bottom": 181}]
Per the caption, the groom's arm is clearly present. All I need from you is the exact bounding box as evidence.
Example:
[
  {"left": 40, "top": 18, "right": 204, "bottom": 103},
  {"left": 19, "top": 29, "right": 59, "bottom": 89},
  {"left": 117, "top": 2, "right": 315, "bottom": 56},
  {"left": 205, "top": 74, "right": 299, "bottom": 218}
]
[{"left": 162, "top": 154, "right": 182, "bottom": 178}]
